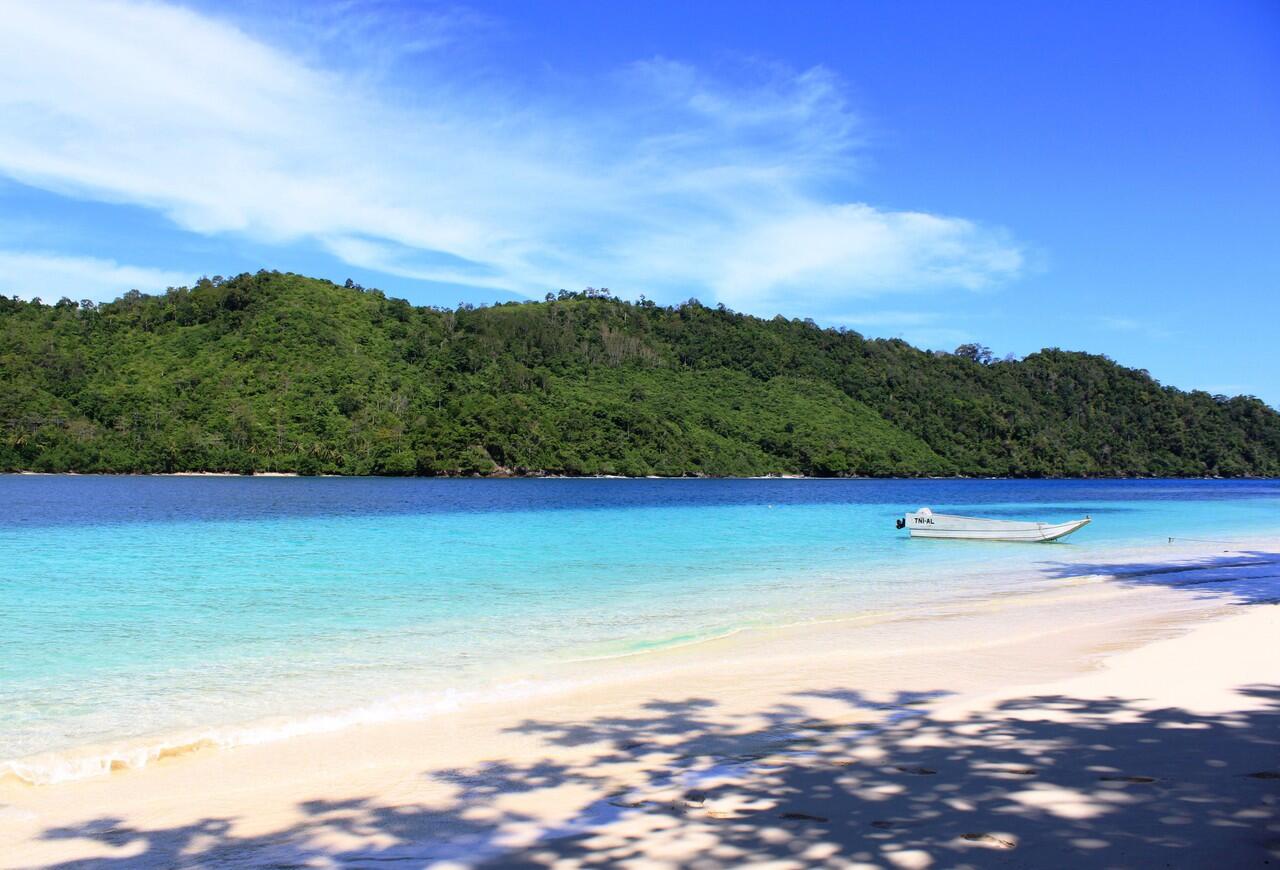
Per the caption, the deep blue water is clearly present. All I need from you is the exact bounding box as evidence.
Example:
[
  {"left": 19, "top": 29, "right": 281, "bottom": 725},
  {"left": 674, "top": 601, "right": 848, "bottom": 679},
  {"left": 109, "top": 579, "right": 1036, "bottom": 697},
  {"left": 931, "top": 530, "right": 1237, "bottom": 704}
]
[
  {"left": 7, "top": 475, "right": 1280, "bottom": 527},
  {"left": 2, "top": 476, "right": 1278, "bottom": 781}
]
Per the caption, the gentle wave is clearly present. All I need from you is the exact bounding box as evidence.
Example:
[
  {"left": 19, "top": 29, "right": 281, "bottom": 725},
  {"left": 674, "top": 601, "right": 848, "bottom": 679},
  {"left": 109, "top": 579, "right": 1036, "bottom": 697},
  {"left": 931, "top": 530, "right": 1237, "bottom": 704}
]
[
  {"left": 0, "top": 597, "right": 995, "bottom": 785},
  {"left": 0, "top": 677, "right": 590, "bottom": 785}
]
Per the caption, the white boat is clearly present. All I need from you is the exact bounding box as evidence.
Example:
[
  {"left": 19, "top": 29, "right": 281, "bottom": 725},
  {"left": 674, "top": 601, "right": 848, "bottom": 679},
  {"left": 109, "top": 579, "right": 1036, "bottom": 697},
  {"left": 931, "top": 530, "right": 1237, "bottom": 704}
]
[{"left": 896, "top": 507, "right": 1090, "bottom": 542}]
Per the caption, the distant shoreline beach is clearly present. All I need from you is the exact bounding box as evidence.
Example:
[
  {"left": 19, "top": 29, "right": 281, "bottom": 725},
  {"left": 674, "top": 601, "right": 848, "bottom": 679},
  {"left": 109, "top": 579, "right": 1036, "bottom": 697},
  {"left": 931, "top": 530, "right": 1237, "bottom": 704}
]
[{"left": 8, "top": 470, "right": 1278, "bottom": 480}]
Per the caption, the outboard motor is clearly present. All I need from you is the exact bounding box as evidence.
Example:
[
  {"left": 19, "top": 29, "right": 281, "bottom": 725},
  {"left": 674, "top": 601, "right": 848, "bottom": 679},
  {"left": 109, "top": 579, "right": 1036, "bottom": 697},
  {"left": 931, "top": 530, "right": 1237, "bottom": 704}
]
[{"left": 895, "top": 517, "right": 906, "bottom": 529}]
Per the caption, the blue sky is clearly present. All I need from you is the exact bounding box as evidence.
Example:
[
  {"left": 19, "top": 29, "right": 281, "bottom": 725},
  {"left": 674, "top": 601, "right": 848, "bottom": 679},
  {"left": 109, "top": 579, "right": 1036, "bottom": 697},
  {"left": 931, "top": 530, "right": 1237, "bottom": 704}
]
[{"left": 1, "top": 1, "right": 1277, "bottom": 405}]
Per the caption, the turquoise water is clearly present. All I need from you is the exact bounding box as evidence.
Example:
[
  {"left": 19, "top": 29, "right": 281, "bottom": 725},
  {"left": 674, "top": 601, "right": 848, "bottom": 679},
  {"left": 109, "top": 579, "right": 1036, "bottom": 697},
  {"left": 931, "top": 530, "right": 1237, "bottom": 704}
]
[{"left": 2, "top": 477, "right": 1279, "bottom": 781}]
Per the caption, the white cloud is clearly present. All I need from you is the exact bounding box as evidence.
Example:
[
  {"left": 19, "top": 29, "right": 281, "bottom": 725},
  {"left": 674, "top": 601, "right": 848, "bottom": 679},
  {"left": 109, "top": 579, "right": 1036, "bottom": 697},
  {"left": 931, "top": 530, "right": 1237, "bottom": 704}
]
[
  {"left": 1199, "top": 384, "right": 1254, "bottom": 397},
  {"left": 830, "top": 309, "right": 975, "bottom": 350},
  {"left": 0, "top": 0, "right": 1024, "bottom": 312},
  {"left": 0, "top": 251, "right": 189, "bottom": 300},
  {"left": 1097, "top": 316, "right": 1175, "bottom": 340},
  {"left": 833, "top": 310, "right": 944, "bottom": 328},
  {"left": 711, "top": 205, "right": 1020, "bottom": 313}
]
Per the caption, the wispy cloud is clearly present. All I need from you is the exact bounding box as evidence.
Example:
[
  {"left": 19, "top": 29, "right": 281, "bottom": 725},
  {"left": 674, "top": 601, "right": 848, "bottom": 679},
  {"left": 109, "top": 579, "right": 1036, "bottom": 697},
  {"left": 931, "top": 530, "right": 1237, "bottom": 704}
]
[
  {"left": 0, "top": 0, "right": 1024, "bottom": 313},
  {"left": 834, "top": 309, "right": 953, "bottom": 329},
  {"left": 833, "top": 309, "right": 975, "bottom": 350},
  {"left": 1199, "top": 384, "right": 1256, "bottom": 398},
  {"left": 1097, "top": 316, "right": 1175, "bottom": 340},
  {"left": 0, "top": 250, "right": 189, "bottom": 300}
]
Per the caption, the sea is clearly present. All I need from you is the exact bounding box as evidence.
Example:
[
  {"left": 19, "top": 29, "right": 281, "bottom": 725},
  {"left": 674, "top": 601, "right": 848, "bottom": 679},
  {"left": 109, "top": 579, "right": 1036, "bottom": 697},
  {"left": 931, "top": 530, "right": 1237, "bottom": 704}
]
[{"left": 3, "top": 475, "right": 1279, "bottom": 783}]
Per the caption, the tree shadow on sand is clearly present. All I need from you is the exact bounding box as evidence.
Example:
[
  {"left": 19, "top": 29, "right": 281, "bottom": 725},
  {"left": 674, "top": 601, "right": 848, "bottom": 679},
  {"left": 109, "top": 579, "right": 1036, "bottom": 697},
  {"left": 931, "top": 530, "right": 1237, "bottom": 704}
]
[
  {"left": 1036, "top": 549, "right": 1280, "bottom": 605},
  {"left": 34, "top": 683, "right": 1280, "bottom": 868}
]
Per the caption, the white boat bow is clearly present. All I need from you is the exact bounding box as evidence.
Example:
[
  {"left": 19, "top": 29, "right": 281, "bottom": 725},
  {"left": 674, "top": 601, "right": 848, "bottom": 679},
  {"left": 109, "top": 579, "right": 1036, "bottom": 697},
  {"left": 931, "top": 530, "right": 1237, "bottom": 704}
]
[{"left": 897, "top": 507, "right": 1090, "bottom": 542}]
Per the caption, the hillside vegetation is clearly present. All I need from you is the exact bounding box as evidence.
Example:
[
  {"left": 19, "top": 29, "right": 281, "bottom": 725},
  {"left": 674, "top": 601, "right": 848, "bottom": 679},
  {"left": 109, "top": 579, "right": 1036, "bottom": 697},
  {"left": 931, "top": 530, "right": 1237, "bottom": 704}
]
[{"left": 2, "top": 271, "right": 1277, "bottom": 477}]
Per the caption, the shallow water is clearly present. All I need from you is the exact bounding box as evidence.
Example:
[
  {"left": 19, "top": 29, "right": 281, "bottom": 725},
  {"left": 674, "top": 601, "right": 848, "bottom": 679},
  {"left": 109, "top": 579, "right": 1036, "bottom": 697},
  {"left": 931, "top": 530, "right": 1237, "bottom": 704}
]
[{"left": 2, "top": 476, "right": 1278, "bottom": 781}]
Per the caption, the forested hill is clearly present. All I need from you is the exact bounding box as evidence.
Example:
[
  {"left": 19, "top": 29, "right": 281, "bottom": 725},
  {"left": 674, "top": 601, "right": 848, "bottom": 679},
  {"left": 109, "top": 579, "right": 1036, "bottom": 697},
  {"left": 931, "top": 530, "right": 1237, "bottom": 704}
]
[{"left": 2, "top": 271, "right": 1278, "bottom": 477}]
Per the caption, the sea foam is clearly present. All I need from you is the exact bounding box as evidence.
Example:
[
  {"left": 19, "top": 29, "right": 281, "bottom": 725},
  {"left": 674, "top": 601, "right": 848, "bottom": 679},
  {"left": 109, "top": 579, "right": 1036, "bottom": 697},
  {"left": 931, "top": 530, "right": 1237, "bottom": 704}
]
[{"left": 0, "top": 677, "right": 591, "bottom": 785}]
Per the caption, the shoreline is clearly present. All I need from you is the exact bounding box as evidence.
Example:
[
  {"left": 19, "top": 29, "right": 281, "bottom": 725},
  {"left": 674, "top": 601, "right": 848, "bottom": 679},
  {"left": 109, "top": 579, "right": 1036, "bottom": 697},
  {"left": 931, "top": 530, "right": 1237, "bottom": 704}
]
[
  {"left": 7, "top": 470, "right": 1279, "bottom": 480},
  {"left": 2, "top": 537, "right": 1277, "bottom": 866},
  {"left": 5, "top": 534, "right": 1277, "bottom": 789}
]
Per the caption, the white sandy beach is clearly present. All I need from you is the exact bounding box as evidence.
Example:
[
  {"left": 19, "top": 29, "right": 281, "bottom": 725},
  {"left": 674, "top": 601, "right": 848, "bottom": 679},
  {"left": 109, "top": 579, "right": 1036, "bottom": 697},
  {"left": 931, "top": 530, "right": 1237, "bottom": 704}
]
[{"left": 2, "top": 540, "right": 1278, "bottom": 868}]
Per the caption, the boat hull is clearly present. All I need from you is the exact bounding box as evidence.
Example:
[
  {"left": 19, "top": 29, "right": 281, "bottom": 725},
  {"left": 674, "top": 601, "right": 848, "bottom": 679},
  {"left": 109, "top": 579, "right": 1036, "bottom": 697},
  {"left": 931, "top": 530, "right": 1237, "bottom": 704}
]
[{"left": 904, "top": 512, "right": 1090, "bottom": 542}]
